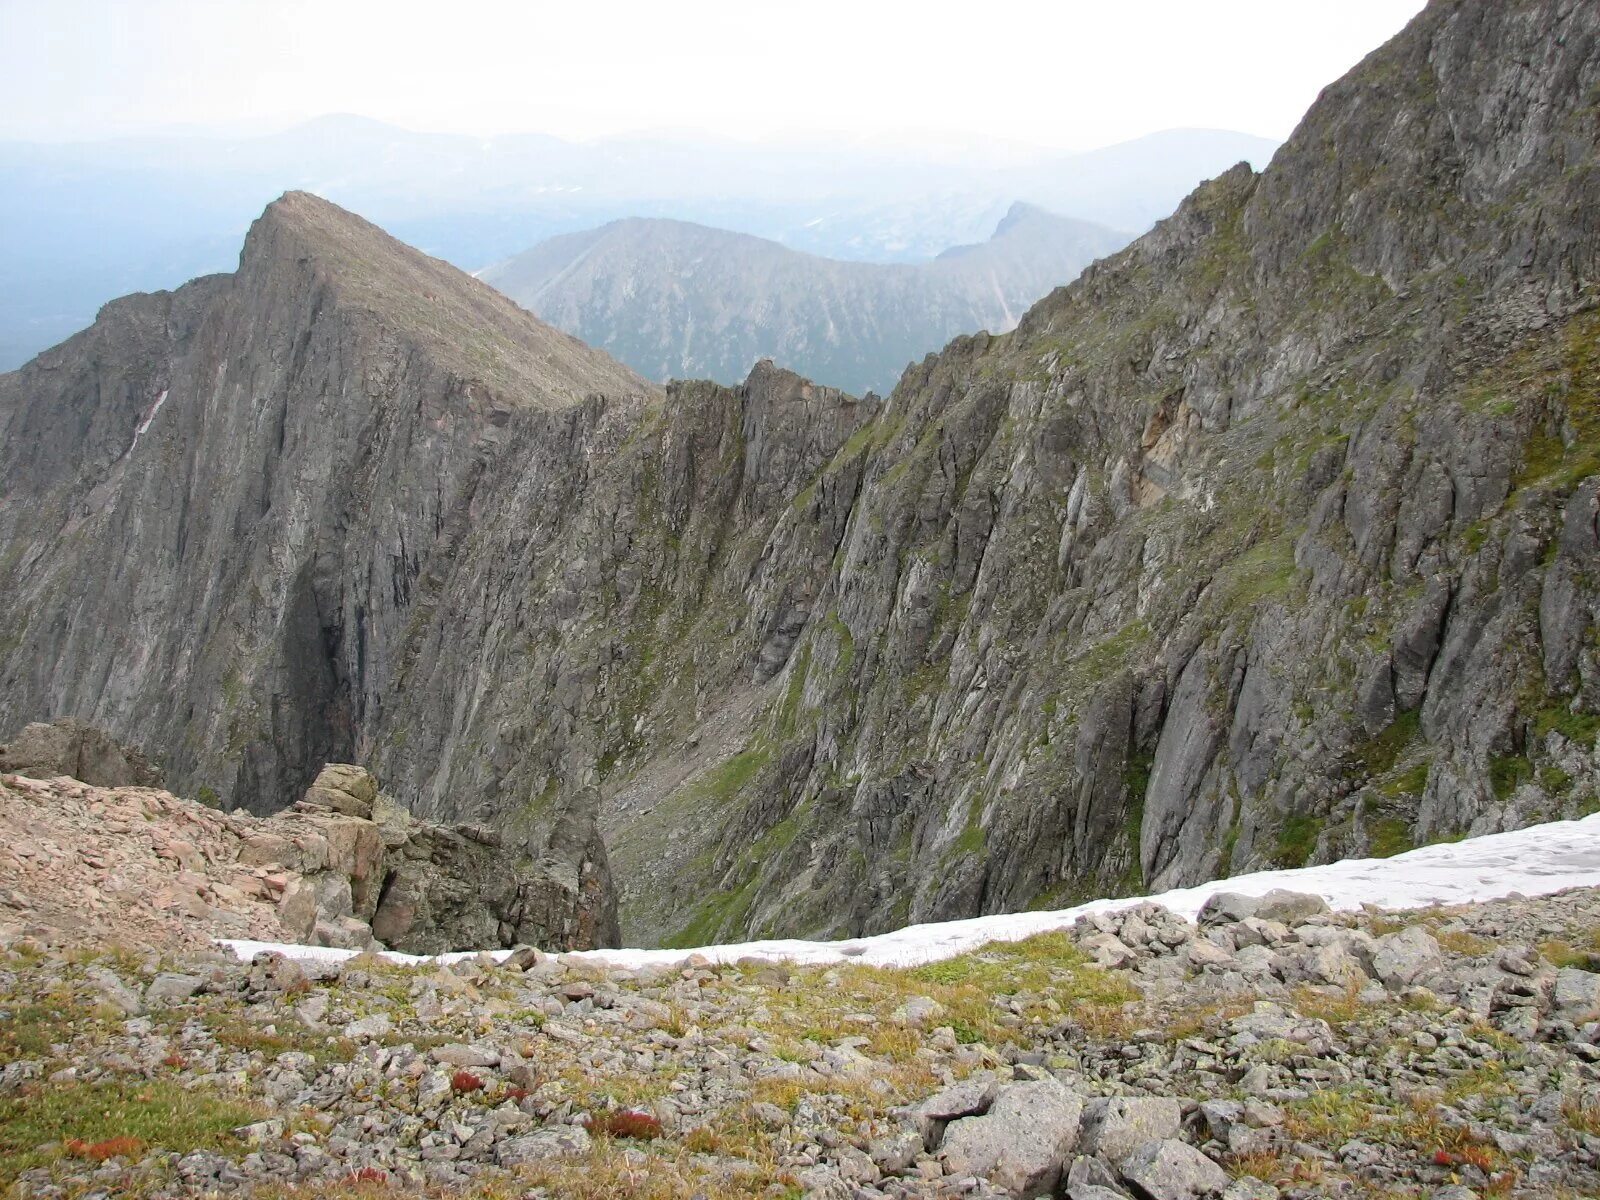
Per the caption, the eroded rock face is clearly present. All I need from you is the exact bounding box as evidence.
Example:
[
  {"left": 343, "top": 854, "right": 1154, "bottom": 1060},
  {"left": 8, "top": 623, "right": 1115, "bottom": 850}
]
[{"left": 3, "top": 0, "right": 1600, "bottom": 947}]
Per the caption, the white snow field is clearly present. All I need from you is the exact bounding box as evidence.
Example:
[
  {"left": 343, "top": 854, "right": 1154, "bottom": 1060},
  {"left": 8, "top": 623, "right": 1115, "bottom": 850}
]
[{"left": 222, "top": 809, "right": 1600, "bottom": 971}]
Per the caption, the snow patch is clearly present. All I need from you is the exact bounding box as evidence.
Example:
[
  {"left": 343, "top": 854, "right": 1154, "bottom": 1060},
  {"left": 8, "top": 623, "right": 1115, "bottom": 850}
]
[
  {"left": 126, "top": 389, "right": 169, "bottom": 457},
  {"left": 220, "top": 811, "right": 1600, "bottom": 970}
]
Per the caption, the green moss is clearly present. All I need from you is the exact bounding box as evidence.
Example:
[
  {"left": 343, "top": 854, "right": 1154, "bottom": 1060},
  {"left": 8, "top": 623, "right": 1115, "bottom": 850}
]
[
  {"left": 1533, "top": 703, "right": 1600, "bottom": 746},
  {"left": 1355, "top": 709, "right": 1421, "bottom": 777},
  {"left": 194, "top": 785, "right": 221, "bottom": 810},
  {"left": 903, "top": 932, "right": 1136, "bottom": 1004},
  {"left": 1274, "top": 813, "right": 1322, "bottom": 868},
  {"left": 0, "top": 1079, "right": 263, "bottom": 1182},
  {"left": 687, "top": 747, "right": 771, "bottom": 810},
  {"left": 826, "top": 611, "right": 855, "bottom": 677},
  {"left": 950, "top": 791, "right": 988, "bottom": 858},
  {"left": 774, "top": 643, "right": 813, "bottom": 740},
  {"left": 1380, "top": 759, "right": 1430, "bottom": 798},
  {"left": 1368, "top": 817, "right": 1414, "bottom": 859},
  {"left": 663, "top": 874, "right": 761, "bottom": 950},
  {"left": 1540, "top": 765, "right": 1574, "bottom": 795},
  {"left": 1214, "top": 531, "right": 1301, "bottom": 610},
  {"left": 1489, "top": 753, "right": 1533, "bottom": 800}
]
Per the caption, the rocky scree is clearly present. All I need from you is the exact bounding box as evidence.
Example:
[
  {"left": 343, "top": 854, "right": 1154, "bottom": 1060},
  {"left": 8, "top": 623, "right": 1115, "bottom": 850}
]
[{"left": 2, "top": 886, "right": 1599, "bottom": 1198}]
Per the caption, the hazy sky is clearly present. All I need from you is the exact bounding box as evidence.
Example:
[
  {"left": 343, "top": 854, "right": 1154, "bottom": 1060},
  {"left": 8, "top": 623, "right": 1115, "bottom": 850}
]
[{"left": 3, "top": 0, "right": 1429, "bottom": 149}]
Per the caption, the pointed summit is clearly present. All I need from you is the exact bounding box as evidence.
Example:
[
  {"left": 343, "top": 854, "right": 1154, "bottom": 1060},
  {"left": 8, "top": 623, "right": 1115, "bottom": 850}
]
[{"left": 241, "top": 191, "right": 651, "bottom": 409}]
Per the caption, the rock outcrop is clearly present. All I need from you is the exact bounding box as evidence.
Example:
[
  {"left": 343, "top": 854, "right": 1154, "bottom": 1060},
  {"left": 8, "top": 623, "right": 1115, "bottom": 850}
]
[
  {"left": 0, "top": 718, "right": 163, "bottom": 789},
  {"left": 3, "top": 0, "right": 1600, "bottom": 946},
  {"left": 0, "top": 759, "right": 616, "bottom": 954}
]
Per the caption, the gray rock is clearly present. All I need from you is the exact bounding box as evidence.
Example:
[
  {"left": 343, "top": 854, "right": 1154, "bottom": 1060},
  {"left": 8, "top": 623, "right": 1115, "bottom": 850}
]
[
  {"left": 144, "top": 973, "right": 203, "bottom": 1006},
  {"left": 1078, "top": 1097, "right": 1182, "bottom": 1162},
  {"left": 1553, "top": 968, "right": 1600, "bottom": 1021},
  {"left": 1118, "top": 1139, "right": 1231, "bottom": 1200},
  {"left": 496, "top": 1125, "right": 592, "bottom": 1166},
  {"left": 85, "top": 967, "right": 144, "bottom": 1016},
  {"left": 1252, "top": 890, "right": 1330, "bottom": 925},
  {"left": 905, "top": 1076, "right": 998, "bottom": 1147},
  {"left": 1371, "top": 926, "right": 1444, "bottom": 990},
  {"left": 1066, "top": 1154, "right": 1131, "bottom": 1199},
  {"left": 1221, "top": 1180, "right": 1278, "bottom": 1200},
  {"left": 1197, "top": 893, "right": 1260, "bottom": 927},
  {"left": 430, "top": 1043, "right": 499, "bottom": 1068},
  {"left": 343, "top": 1014, "right": 393, "bottom": 1040},
  {"left": 938, "top": 1077, "right": 1083, "bottom": 1197}
]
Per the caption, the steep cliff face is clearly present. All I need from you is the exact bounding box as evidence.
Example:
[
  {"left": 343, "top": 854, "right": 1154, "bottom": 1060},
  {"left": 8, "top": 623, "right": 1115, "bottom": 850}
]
[
  {"left": 589, "top": 0, "right": 1600, "bottom": 944},
  {"left": 4, "top": 0, "right": 1599, "bottom": 949}
]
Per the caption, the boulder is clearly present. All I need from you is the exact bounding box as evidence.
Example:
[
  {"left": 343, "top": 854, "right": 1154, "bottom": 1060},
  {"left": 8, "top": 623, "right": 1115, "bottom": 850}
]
[
  {"left": 144, "top": 973, "right": 204, "bottom": 1006},
  {"left": 497, "top": 1125, "right": 592, "bottom": 1166},
  {"left": 903, "top": 1075, "right": 998, "bottom": 1147},
  {"left": 1197, "top": 893, "right": 1260, "bottom": 927},
  {"left": 1078, "top": 1097, "right": 1182, "bottom": 1161},
  {"left": 1370, "top": 925, "right": 1444, "bottom": 990},
  {"left": 1553, "top": 967, "right": 1600, "bottom": 1021},
  {"left": 1119, "top": 1139, "right": 1230, "bottom": 1200},
  {"left": 1251, "top": 889, "right": 1330, "bottom": 924},
  {"left": 938, "top": 1077, "right": 1083, "bottom": 1197},
  {"left": 301, "top": 764, "right": 378, "bottom": 819}
]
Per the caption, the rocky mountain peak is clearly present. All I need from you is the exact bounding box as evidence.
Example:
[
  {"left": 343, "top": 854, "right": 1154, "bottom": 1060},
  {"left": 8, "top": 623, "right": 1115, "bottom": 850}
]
[{"left": 236, "top": 190, "right": 654, "bottom": 411}]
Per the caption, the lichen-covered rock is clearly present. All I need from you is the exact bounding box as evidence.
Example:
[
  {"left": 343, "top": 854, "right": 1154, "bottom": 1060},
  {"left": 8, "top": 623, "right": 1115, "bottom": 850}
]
[
  {"left": 1119, "top": 1140, "right": 1230, "bottom": 1200},
  {"left": 1370, "top": 926, "right": 1445, "bottom": 991},
  {"left": 1078, "top": 1098, "right": 1183, "bottom": 1162}
]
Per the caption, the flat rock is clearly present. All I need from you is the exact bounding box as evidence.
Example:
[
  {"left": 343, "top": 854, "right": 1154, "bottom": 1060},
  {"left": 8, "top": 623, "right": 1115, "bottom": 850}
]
[
  {"left": 497, "top": 1125, "right": 592, "bottom": 1166},
  {"left": 144, "top": 972, "right": 204, "bottom": 1006}
]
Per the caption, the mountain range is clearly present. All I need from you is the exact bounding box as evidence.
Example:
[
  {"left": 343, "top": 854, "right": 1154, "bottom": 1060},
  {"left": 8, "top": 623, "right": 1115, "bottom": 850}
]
[
  {"left": 482, "top": 203, "right": 1130, "bottom": 394},
  {"left": 1, "top": 0, "right": 1596, "bottom": 955},
  {"left": 0, "top": 124, "right": 1275, "bottom": 371}
]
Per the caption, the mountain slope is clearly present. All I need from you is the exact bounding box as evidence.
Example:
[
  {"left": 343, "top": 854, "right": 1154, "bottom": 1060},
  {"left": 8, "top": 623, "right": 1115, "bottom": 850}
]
[
  {"left": 480, "top": 204, "right": 1130, "bottom": 395},
  {"left": 3, "top": 0, "right": 1599, "bottom": 955}
]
